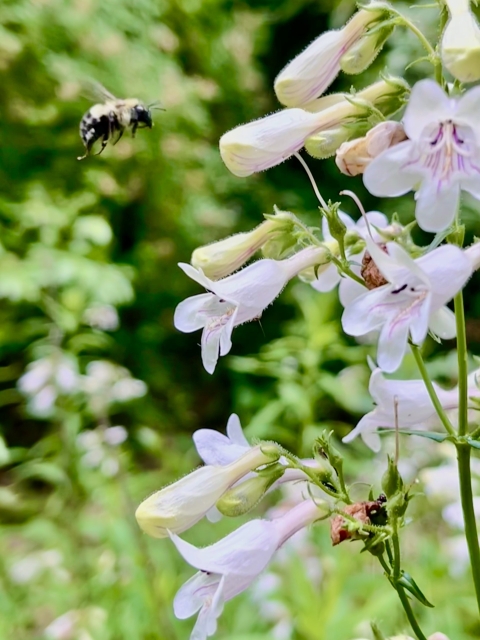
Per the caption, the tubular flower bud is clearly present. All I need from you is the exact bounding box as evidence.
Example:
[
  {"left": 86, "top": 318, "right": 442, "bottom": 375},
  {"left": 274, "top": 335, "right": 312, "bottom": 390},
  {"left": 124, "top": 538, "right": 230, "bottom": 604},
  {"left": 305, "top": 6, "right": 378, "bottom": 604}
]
[
  {"left": 441, "top": 0, "right": 480, "bottom": 82},
  {"left": 216, "top": 468, "right": 285, "bottom": 517},
  {"left": 274, "top": 6, "right": 391, "bottom": 107},
  {"left": 135, "top": 445, "right": 280, "bottom": 538},
  {"left": 191, "top": 216, "right": 295, "bottom": 280},
  {"left": 219, "top": 81, "right": 402, "bottom": 178},
  {"left": 336, "top": 121, "right": 407, "bottom": 176},
  {"left": 305, "top": 124, "right": 368, "bottom": 160},
  {"left": 340, "top": 25, "right": 395, "bottom": 75}
]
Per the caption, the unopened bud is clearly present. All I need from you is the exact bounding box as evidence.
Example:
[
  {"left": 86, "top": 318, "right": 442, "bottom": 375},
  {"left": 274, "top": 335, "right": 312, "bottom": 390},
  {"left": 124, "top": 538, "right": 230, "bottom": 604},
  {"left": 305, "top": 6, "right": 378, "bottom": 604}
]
[
  {"left": 381, "top": 455, "right": 404, "bottom": 499},
  {"left": 305, "top": 123, "right": 368, "bottom": 160},
  {"left": 336, "top": 121, "right": 407, "bottom": 176},
  {"left": 340, "top": 25, "right": 395, "bottom": 75},
  {"left": 441, "top": 0, "right": 480, "bottom": 82},
  {"left": 135, "top": 445, "right": 279, "bottom": 538},
  {"left": 274, "top": 6, "right": 391, "bottom": 107},
  {"left": 191, "top": 217, "right": 295, "bottom": 280},
  {"left": 216, "top": 466, "right": 285, "bottom": 516}
]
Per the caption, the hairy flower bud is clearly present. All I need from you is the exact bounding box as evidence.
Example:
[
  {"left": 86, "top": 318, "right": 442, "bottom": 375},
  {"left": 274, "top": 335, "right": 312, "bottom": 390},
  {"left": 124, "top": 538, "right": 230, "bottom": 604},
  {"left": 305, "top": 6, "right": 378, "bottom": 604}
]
[
  {"left": 216, "top": 466, "right": 285, "bottom": 517},
  {"left": 340, "top": 25, "right": 395, "bottom": 75},
  {"left": 441, "top": 0, "right": 480, "bottom": 82},
  {"left": 220, "top": 80, "right": 408, "bottom": 178},
  {"left": 135, "top": 445, "right": 280, "bottom": 538},
  {"left": 274, "top": 6, "right": 391, "bottom": 107},
  {"left": 336, "top": 121, "right": 407, "bottom": 176},
  {"left": 191, "top": 216, "right": 295, "bottom": 280}
]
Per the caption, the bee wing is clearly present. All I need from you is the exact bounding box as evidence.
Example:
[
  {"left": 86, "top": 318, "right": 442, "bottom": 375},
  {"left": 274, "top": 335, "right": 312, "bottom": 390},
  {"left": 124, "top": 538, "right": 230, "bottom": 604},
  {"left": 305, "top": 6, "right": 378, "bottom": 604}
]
[{"left": 81, "top": 79, "right": 118, "bottom": 103}]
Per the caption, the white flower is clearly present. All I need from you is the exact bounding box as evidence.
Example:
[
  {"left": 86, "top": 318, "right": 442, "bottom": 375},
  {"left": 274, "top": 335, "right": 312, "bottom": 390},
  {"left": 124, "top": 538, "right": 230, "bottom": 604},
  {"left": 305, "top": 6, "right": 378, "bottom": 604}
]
[
  {"left": 174, "top": 246, "right": 328, "bottom": 374},
  {"left": 343, "top": 367, "right": 480, "bottom": 451},
  {"left": 171, "top": 499, "right": 325, "bottom": 640},
  {"left": 341, "top": 239, "right": 472, "bottom": 373},
  {"left": 441, "top": 0, "right": 480, "bottom": 83},
  {"left": 135, "top": 445, "right": 279, "bottom": 538},
  {"left": 364, "top": 80, "right": 480, "bottom": 232},
  {"left": 274, "top": 8, "right": 387, "bottom": 107},
  {"left": 311, "top": 210, "right": 388, "bottom": 305}
]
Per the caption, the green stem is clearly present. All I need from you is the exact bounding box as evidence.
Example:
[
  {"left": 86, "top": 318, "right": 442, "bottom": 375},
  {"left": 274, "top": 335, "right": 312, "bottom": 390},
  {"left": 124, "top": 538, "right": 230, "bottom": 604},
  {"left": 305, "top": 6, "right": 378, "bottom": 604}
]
[
  {"left": 454, "top": 291, "right": 469, "bottom": 437},
  {"left": 392, "top": 529, "right": 401, "bottom": 582},
  {"left": 410, "top": 343, "right": 456, "bottom": 437},
  {"left": 396, "top": 585, "right": 429, "bottom": 640},
  {"left": 375, "top": 552, "right": 428, "bottom": 640},
  {"left": 457, "top": 443, "right": 480, "bottom": 614}
]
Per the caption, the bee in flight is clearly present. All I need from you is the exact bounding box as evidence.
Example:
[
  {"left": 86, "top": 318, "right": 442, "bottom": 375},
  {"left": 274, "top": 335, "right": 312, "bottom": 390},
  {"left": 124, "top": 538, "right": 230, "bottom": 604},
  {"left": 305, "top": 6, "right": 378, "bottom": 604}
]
[{"left": 77, "top": 84, "right": 163, "bottom": 160}]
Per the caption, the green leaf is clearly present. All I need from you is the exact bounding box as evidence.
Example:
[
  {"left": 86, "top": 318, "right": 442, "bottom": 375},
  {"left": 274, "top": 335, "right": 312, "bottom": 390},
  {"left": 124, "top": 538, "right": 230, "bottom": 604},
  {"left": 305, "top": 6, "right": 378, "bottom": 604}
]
[
  {"left": 378, "top": 428, "right": 450, "bottom": 442},
  {"left": 467, "top": 438, "right": 480, "bottom": 450},
  {"left": 398, "top": 571, "right": 434, "bottom": 608}
]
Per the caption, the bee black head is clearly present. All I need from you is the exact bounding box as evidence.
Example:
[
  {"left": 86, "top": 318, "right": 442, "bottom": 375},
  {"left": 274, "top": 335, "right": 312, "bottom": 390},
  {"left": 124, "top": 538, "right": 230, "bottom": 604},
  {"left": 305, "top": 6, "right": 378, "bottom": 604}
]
[{"left": 133, "top": 104, "right": 153, "bottom": 128}]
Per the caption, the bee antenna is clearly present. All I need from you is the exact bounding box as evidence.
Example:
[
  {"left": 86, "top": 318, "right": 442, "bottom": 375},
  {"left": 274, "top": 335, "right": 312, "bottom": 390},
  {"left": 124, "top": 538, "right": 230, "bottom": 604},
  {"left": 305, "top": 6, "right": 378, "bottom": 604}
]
[{"left": 148, "top": 101, "right": 166, "bottom": 111}]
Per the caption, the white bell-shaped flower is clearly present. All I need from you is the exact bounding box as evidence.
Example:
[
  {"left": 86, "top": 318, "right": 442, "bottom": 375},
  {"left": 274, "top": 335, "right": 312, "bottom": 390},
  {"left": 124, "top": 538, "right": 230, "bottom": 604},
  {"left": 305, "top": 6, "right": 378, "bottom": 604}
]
[
  {"left": 364, "top": 80, "right": 480, "bottom": 232},
  {"left": 341, "top": 239, "right": 472, "bottom": 373}
]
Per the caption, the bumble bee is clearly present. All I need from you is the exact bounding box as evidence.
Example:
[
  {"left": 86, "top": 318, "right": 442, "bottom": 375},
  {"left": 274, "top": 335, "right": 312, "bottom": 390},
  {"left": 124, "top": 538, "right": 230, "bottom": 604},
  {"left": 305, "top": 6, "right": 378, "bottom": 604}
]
[{"left": 77, "top": 84, "right": 162, "bottom": 160}]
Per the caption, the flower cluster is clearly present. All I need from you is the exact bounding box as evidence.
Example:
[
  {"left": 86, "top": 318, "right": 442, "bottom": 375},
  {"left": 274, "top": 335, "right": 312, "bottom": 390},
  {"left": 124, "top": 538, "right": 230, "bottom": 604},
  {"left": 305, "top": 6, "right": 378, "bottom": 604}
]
[{"left": 138, "top": 1, "right": 480, "bottom": 638}]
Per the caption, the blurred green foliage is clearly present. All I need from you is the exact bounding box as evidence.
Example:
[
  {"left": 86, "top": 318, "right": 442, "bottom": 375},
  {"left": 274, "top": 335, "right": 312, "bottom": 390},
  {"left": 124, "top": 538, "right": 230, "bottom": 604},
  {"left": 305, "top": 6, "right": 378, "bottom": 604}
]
[{"left": 1, "top": 0, "right": 480, "bottom": 639}]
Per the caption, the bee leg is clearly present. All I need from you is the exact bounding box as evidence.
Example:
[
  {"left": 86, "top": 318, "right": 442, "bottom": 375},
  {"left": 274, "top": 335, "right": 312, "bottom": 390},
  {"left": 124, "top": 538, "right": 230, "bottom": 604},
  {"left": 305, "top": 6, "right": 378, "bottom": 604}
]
[
  {"left": 112, "top": 129, "right": 124, "bottom": 146},
  {"left": 95, "top": 135, "right": 109, "bottom": 156},
  {"left": 131, "top": 121, "right": 138, "bottom": 138},
  {"left": 77, "top": 138, "right": 95, "bottom": 161}
]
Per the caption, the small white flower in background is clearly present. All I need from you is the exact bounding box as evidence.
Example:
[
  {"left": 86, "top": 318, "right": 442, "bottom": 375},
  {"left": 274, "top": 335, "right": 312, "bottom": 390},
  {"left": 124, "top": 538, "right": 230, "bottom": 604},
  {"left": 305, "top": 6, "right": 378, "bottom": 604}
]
[
  {"left": 171, "top": 498, "right": 326, "bottom": 640},
  {"left": 364, "top": 79, "right": 480, "bottom": 232},
  {"left": 81, "top": 361, "right": 147, "bottom": 416},
  {"left": 83, "top": 304, "right": 119, "bottom": 331},
  {"left": 274, "top": 7, "right": 389, "bottom": 107},
  {"left": 44, "top": 607, "right": 107, "bottom": 640},
  {"left": 441, "top": 0, "right": 480, "bottom": 82},
  {"left": 77, "top": 426, "right": 127, "bottom": 477},
  {"left": 18, "top": 353, "right": 78, "bottom": 417},
  {"left": 336, "top": 121, "right": 407, "bottom": 177},
  {"left": 311, "top": 210, "right": 388, "bottom": 305},
  {"left": 135, "top": 444, "right": 280, "bottom": 538},
  {"left": 9, "top": 550, "right": 67, "bottom": 585},
  {"left": 342, "top": 239, "right": 472, "bottom": 373},
  {"left": 174, "top": 246, "right": 329, "bottom": 374},
  {"left": 343, "top": 367, "right": 480, "bottom": 451}
]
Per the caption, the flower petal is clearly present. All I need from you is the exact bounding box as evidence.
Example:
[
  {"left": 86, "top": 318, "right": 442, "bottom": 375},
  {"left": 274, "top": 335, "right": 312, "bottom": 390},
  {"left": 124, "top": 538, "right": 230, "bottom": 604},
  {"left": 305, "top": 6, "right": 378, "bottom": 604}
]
[
  {"left": 363, "top": 141, "right": 419, "bottom": 197},
  {"left": 455, "top": 85, "right": 480, "bottom": 129},
  {"left": 179, "top": 263, "right": 213, "bottom": 289},
  {"left": 311, "top": 263, "right": 341, "bottom": 292},
  {"left": 341, "top": 286, "right": 390, "bottom": 336},
  {"left": 226, "top": 413, "right": 250, "bottom": 447},
  {"left": 174, "top": 294, "right": 214, "bottom": 333},
  {"left": 338, "top": 277, "right": 365, "bottom": 307},
  {"left": 173, "top": 572, "right": 218, "bottom": 620},
  {"left": 201, "top": 325, "right": 222, "bottom": 374},
  {"left": 414, "top": 181, "right": 460, "bottom": 233},
  {"left": 376, "top": 318, "right": 410, "bottom": 372},
  {"left": 403, "top": 80, "right": 453, "bottom": 140},
  {"left": 429, "top": 306, "right": 457, "bottom": 339},
  {"left": 169, "top": 520, "right": 279, "bottom": 577},
  {"left": 416, "top": 244, "right": 472, "bottom": 309}
]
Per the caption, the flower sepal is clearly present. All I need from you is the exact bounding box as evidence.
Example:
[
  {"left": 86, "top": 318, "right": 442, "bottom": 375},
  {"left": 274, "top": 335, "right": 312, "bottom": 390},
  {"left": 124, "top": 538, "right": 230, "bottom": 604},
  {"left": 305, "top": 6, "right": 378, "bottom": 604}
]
[{"left": 216, "top": 463, "right": 286, "bottom": 517}]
